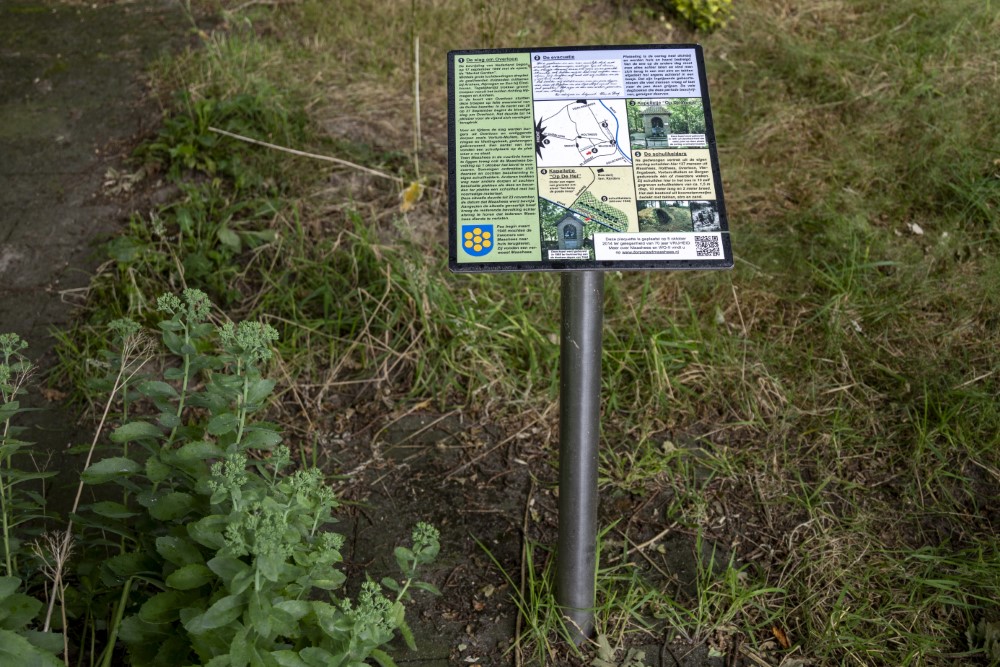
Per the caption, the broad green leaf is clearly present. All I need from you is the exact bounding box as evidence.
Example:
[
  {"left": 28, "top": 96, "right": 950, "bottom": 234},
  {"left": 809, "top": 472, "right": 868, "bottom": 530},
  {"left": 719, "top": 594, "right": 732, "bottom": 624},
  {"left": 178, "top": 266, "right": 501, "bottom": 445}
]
[
  {"left": 271, "top": 651, "right": 310, "bottom": 667},
  {"left": 207, "top": 413, "right": 238, "bottom": 436},
  {"left": 138, "top": 380, "right": 179, "bottom": 400},
  {"left": 267, "top": 605, "right": 297, "bottom": 638},
  {"left": 145, "top": 455, "right": 171, "bottom": 484},
  {"left": 165, "top": 563, "right": 214, "bottom": 590},
  {"left": 249, "top": 591, "right": 272, "bottom": 638},
  {"left": 189, "top": 515, "right": 228, "bottom": 549},
  {"left": 218, "top": 226, "right": 241, "bottom": 252},
  {"left": 183, "top": 594, "right": 245, "bottom": 634},
  {"left": 154, "top": 635, "right": 196, "bottom": 665},
  {"left": 369, "top": 648, "right": 399, "bottom": 667},
  {"left": 310, "top": 571, "right": 346, "bottom": 590},
  {"left": 245, "top": 379, "right": 276, "bottom": 406},
  {"left": 397, "top": 615, "right": 417, "bottom": 651},
  {"left": 416, "top": 541, "right": 440, "bottom": 563},
  {"left": 229, "top": 626, "right": 252, "bottom": 666},
  {"left": 0, "top": 402, "right": 20, "bottom": 422},
  {"left": 106, "top": 236, "right": 145, "bottom": 263},
  {"left": 298, "top": 648, "right": 337, "bottom": 667},
  {"left": 104, "top": 552, "right": 155, "bottom": 579},
  {"left": 0, "top": 629, "right": 62, "bottom": 666},
  {"left": 138, "top": 590, "right": 192, "bottom": 624},
  {"left": 240, "top": 428, "right": 282, "bottom": 450},
  {"left": 88, "top": 501, "right": 139, "bottom": 519},
  {"left": 22, "top": 629, "right": 64, "bottom": 654},
  {"left": 207, "top": 556, "right": 250, "bottom": 587},
  {"left": 0, "top": 577, "right": 19, "bottom": 600},
  {"left": 158, "top": 412, "right": 182, "bottom": 429},
  {"left": 274, "top": 600, "right": 310, "bottom": 620},
  {"left": 81, "top": 456, "right": 142, "bottom": 484},
  {"left": 116, "top": 615, "right": 155, "bottom": 644},
  {"left": 243, "top": 229, "right": 277, "bottom": 246},
  {"left": 177, "top": 440, "right": 225, "bottom": 461},
  {"left": 230, "top": 568, "right": 254, "bottom": 596},
  {"left": 258, "top": 553, "right": 284, "bottom": 583},
  {"left": 110, "top": 421, "right": 163, "bottom": 443},
  {"left": 412, "top": 581, "right": 442, "bottom": 596},
  {"left": 143, "top": 491, "right": 195, "bottom": 521},
  {"left": 0, "top": 592, "right": 39, "bottom": 630},
  {"left": 394, "top": 546, "right": 414, "bottom": 572},
  {"left": 156, "top": 536, "right": 204, "bottom": 567}
]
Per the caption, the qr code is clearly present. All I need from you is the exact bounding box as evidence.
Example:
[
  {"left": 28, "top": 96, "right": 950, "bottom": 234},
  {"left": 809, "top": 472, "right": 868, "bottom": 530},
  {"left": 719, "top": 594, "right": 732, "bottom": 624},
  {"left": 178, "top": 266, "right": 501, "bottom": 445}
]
[{"left": 694, "top": 235, "right": 721, "bottom": 257}]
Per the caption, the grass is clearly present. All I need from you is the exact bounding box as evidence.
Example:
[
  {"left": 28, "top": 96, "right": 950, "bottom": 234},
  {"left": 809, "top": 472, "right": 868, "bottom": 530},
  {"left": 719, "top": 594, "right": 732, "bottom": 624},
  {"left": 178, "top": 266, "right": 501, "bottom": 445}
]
[{"left": 48, "top": 0, "right": 1000, "bottom": 664}]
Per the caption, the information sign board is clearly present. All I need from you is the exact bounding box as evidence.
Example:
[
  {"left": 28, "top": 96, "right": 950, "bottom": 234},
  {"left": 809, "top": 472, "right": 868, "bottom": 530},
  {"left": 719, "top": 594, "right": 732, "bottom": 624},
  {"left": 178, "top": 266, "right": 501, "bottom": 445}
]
[{"left": 448, "top": 44, "right": 733, "bottom": 272}]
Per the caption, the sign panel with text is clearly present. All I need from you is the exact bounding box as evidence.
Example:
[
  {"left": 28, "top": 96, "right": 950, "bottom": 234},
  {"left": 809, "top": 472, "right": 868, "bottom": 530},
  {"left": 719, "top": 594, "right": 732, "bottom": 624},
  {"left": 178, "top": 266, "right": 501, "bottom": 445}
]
[{"left": 448, "top": 44, "right": 733, "bottom": 272}]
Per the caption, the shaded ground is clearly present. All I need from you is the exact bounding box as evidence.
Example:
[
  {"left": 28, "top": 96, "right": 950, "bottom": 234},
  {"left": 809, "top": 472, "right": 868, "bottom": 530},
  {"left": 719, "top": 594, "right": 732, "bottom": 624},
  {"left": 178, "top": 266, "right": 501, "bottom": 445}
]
[
  {"left": 0, "top": 0, "right": 195, "bottom": 505},
  {"left": 318, "top": 401, "right": 739, "bottom": 666},
  {"left": 0, "top": 0, "right": 193, "bottom": 351}
]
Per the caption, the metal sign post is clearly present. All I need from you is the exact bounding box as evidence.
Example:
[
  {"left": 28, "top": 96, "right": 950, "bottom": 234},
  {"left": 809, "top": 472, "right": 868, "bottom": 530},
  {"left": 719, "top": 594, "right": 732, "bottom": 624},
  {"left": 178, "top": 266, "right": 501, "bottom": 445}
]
[
  {"left": 447, "top": 43, "right": 732, "bottom": 649},
  {"left": 556, "top": 271, "right": 605, "bottom": 643}
]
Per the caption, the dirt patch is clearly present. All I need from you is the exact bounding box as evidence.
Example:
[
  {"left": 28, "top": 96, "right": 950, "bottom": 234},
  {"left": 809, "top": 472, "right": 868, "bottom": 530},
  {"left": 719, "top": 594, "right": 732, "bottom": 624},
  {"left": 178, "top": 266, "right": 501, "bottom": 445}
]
[{"left": 309, "top": 396, "right": 745, "bottom": 666}]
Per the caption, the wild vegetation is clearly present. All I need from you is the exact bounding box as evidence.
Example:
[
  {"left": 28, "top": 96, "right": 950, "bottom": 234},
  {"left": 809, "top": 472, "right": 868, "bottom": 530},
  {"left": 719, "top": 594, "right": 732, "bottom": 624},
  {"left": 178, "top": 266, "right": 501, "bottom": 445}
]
[{"left": 3, "top": 0, "right": 998, "bottom": 665}]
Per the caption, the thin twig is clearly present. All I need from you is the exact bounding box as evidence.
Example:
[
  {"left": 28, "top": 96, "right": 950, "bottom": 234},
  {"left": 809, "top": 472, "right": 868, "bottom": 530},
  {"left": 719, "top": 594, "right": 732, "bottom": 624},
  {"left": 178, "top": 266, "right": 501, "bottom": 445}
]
[
  {"left": 50, "top": 335, "right": 152, "bottom": 630},
  {"left": 370, "top": 399, "right": 432, "bottom": 447},
  {"left": 208, "top": 127, "right": 404, "bottom": 183},
  {"left": 397, "top": 411, "right": 462, "bottom": 458},
  {"left": 228, "top": 0, "right": 290, "bottom": 12},
  {"left": 609, "top": 522, "right": 679, "bottom": 563},
  {"left": 412, "top": 34, "right": 421, "bottom": 179},
  {"left": 445, "top": 413, "right": 546, "bottom": 480},
  {"left": 515, "top": 478, "right": 535, "bottom": 667}
]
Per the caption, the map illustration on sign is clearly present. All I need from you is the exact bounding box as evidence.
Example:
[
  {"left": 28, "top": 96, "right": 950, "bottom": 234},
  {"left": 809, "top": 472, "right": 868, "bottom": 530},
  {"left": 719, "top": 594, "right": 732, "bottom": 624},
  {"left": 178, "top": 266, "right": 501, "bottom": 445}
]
[
  {"left": 534, "top": 100, "right": 632, "bottom": 167},
  {"left": 448, "top": 45, "right": 732, "bottom": 272}
]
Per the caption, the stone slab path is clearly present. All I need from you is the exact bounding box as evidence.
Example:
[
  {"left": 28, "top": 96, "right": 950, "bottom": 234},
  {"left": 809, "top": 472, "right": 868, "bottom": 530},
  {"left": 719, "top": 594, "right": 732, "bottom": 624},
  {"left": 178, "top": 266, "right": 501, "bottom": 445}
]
[
  {"left": 0, "top": 0, "right": 190, "bottom": 357},
  {"left": 0, "top": 0, "right": 190, "bottom": 496}
]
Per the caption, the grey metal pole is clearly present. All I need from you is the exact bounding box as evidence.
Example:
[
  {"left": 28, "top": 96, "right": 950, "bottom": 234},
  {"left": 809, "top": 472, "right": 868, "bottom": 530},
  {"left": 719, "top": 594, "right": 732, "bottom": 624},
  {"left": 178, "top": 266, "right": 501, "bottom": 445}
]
[{"left": 556, "top": 270, "right": 604, "bottom": 645}]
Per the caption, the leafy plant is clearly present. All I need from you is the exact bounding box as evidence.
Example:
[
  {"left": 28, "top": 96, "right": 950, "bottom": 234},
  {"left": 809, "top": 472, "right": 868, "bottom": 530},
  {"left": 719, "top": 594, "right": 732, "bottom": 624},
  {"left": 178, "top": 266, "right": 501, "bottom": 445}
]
[
  {"left": 660, "top": 0, "right": 733, "bottom": 32},
  {"left": 64, "top": 290, "right": 439, "bottom": 666},
  {"left": 0, "top": 576, "right": 62, "bottom": 666},
  {"left": 0, "top": 289, "right": 440, "bottom": 666},
  {"left": 968, "top": 619, "right": 1000, "bottom": 664},
  {"left": 140, "top": 92, "right": 307, "bottom": 191},
  {"left": 0, "top": 334, "right": 57, "bottom": 580}
]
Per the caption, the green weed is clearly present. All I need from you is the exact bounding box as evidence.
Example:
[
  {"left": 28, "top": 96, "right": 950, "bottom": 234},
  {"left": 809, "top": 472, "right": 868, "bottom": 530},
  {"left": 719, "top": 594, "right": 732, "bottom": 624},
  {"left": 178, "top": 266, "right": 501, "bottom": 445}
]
[{"left": 3, "top": 292, "right": 440, "bottom": 664}]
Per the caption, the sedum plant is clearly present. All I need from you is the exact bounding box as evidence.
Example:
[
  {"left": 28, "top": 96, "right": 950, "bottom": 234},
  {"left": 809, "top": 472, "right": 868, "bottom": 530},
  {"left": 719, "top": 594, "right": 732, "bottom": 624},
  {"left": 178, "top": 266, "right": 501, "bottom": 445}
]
[{"left": 54, "top": 289, "right": 439, "bottom": 666}]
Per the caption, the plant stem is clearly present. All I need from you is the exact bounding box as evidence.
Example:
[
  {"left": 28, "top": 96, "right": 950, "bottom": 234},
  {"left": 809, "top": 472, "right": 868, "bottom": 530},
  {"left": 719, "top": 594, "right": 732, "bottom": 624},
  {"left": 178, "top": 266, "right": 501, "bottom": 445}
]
[
  {"left": 1, "top": 373, "right": 13, "bottom": 576},
  {"left": 235, "top": 363, "right": 249, "bottom": 447},
  {"left": 167, "top": 322, "right": 192, "bottom": 445},
  {"left": 0, "top": 469, "right": 10, "bottom": 577},
  {"left": 50, "top": 348, "right": 148, "bottom": 630},
  {"left": 97, "top": 577, "right": 134, "bottom": 667}
]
